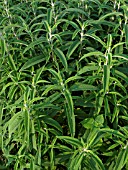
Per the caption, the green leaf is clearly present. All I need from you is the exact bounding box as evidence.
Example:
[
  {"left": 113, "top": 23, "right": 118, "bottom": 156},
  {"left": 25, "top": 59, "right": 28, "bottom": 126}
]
[
  {"left": 79, "top": 51, "right": 103, "bottom": 62},
  {"left": 8, "top": 111, "right": 23, "bottom": 138},
  {"left": 124, "top": 24, "right": 128, "bottom": 48},
  {"left": 57, "top": 136, "right": 83, "bottom": 148},
  {"left": 20, "top": 55, "right": 46, "bottom": 71},
  {"left": 100, "top": 128, "right": 126, "bottom": 139},
  {"left": 77, "top": 66, "right": 99, "bottom": 75},
  {"left": 23, "top": 37, "right": 47, "bottom": 54},
  {"left": 34, "top": 66, "right": 46, "bottom": 84},
  {"left": 114, "top": 145, "right": 128, "bottom": 170},
  {"left": 67, "top": 41, "right": 80, "bottom": 59},
  {"left": 31, "top": 119, "right": 37, "bottom": 151},
  {"left": 64, "top": 89, "right": 75, "bottom": 137},
  {"left": 107, "top": 34, "right": 112, "bottom": 50},
  {"left": 114, "top": 69, "right": 128, "bottom": 83},
  {"left": 81, "top": 118, "right": 94, "bottom": 129},
  {"left": 65, "top": 75, "right": 83, "bottom": 84},
  {"left": 70, "top": 83, "right": 98, "bottom": 91},
  {"left": 95, "top": 95, "right": 104, "bottom": 114},
  {"left": 70, "top": 152, "right": 84, "bottom": 170},
  {"left": 24, "top": 110, "right": 30, "bottom": 148},
  {"left": 85, "top": 34, "right": 106, "bottom": 48},
  {"left": 95, "top": 114, "right": 104, "bottom": 127},
  {"left": 44, "top": 20, "right": 51, "bottom": 33},
  {"left": 42, "top": 85, "right": 62, "bottom": 96},
  {"left": 103, "top": 65, "right": 110, "bottom": 93},
  {"left": 42, "top": 116, "right": 63, "bottom": 133},
  {"left": 0, "top": 37, "right": 6, "bottom": 58},
  {"left": 60, "top": 19, "right": 79, "bottom": 29},
  {"left": 47, "top": 8, "right": 52, "bottom": 25},
  {"left": 8, "top": 54, "right": 17, "bottom": 72},
  {"left": 63, "top": 8, "right": 88, "bottom": 16},
  {"left": 113, "top": 54, "right": 128, "bottom": 61},
  {"left": 98, "top": 12, "right": 122, "bottom": 21},
  {"left": 48, "top": 69, "right": 61, "bottom": 80},
  {"left": 0, "top": 82, "right": 14, "bottom": 95},
  {"left": 54, "top": 48, "right": 68, "bottom": 70},
  {"left": 88, "top": 150, "right": 105, "bottom": 170}
]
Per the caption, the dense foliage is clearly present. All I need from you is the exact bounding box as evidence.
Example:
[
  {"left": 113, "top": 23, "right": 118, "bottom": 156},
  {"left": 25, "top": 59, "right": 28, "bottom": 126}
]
[{"left": 0, "top": 0, "right": 128, "bottom": 169}]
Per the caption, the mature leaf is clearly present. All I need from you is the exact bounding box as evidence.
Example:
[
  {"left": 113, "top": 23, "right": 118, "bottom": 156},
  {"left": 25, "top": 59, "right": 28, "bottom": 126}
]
[
  {"left": 54, "top": 48, "right": 68, "bottom": 70},
  {"left": 57, "top": 136, "right": 83, "bottom": 148},
  {"left": 70, "top": 83, "right": 98, "bottom": 91},
  {"left": 20, "top": 56, "right": 46, "bottom": 71},
  {"left": 67, "top": 41, "right": 80, "bottom": 59}
]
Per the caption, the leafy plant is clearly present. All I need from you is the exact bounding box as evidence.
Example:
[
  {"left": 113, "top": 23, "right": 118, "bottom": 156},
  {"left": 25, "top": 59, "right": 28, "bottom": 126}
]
[{"left": 0, "top": 0, "right": 128, "bottom": 169}]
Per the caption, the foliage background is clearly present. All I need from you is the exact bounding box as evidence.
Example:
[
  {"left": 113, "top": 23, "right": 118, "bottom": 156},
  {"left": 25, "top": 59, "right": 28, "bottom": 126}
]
[{"left": 0, "top": 0, "right": 128, "bottom": 169}]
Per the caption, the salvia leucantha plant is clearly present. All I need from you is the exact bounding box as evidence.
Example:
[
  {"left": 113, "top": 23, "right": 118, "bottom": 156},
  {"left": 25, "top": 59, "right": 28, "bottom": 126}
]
[{"left": 0, "top": 0, "right": 128, "bottom": 169}]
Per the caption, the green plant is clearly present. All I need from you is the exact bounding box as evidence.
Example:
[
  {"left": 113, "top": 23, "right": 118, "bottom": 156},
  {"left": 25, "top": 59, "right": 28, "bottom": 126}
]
[{"left": 0, "top": 0, "right": 128, "bottom": 169}]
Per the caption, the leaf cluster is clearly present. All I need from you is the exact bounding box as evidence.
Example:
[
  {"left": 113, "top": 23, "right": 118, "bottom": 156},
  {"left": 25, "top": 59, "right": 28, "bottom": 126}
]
[{"left": 0, "top": 0, "right": 128, "bottom": 169}]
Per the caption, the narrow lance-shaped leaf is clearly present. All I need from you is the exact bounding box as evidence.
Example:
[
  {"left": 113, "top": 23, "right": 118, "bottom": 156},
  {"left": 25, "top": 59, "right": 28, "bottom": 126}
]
[
  {"left": 8, "top": 54, "right": 17, "bottom": 72},
  {"left": 95, "top": 95, "right": 104, "bottom": 114},
  {"left": 42, "top": 85, "right": 62, "bottom": 96},
  {"left": 103, "top": 65, "right": 110, "bottom": 93},
  {"left": 34, "top": 66, "right": 46, "bottom": 84},
  {"left": 42, "top": 116, "right": 63, "bottom": 133},
  {"left": 67, "top": 41, "right": 80, "bottom": 59},
  {"left": 85, "top": 34, "right": 106, "bottom": 48},
  {"left": 23, "top": 37, "right": 47, "bottom": 54},
  {"left": 48, "top": 69, "right": 62, "bottom": 82},
  {"left": 0, "top": 37, "right": 6, "bottom": 58},
  {"left": 112, "top": 54, "right": 128, "bottom": 61},
  {"left": 70, "top": 152, "right": 84, "bottom": 170},
  {"left": 100, "top": 128, "right": 126, "bottom": 139},
  {"left": 114, "top": 146, "right": 128, "bottom": 170},
  {"left": 108, "top": 53, "right": 112, "bottom": 67},
  {"left": 54, "top": 48, "right": 68, "bottom": 70},
  {"left": 47, "top": 8, "right": 52, "bottom": 25},
  {"left": 124, "top": 24, "right": 128, "bottom": 48},
  {"left": 77, "top": 66, "right": 99, "bottom": 75},
  {"left": 64, "top": 89, "right": 75, "bottom": 137},
  {"left": 57, "top": 136, "right": 83, "bottom": 148},
  {"left": 98, "top": 12, "right": 122, "bottom": 21},
  {"left": 63, "top": 8, "right": 88, "bottom": 17},
  {"left": 70, "top": 83, "right": 98, "bottom": 91},
  {"left": 44, "top": 20, "right": 51, "bottom": 33},
  {"left": 24, "top": 110, "right": 30, "bottom": 148},
  {"left": 88, "top": 150, "right": 105, "bottom": 170},
  {"left": 65, "top": 75, "right": 83, "bottom": 84},
  {"left": 8, "top": 111, "right": 23, "bottom": 138},
  {"left": 107, "top": 34, "right": 112, "bottom": 52},
  {"left": 20, "top": 55, "right": 46, "bottom": 71},
  {"left": 31, "top": 119, "right": 37, "bottom": 151},
  {"left": 59, "top": 19, "right": 80, "bottom": 29},
  {"left": 79, "top": 51, "right": 103, "bottom": 62}
]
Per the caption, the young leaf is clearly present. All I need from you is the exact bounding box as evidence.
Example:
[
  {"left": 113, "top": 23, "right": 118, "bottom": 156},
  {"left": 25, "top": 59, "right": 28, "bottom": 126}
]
[
  {"left": 103, "top": 65, "right": 110, "bottom": 93},
  {"left": 124, "top": 24, "right": 128, "bottom": 48},
  {"left": 47, "top": 8, "right": 52, "bottom": 25}
]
